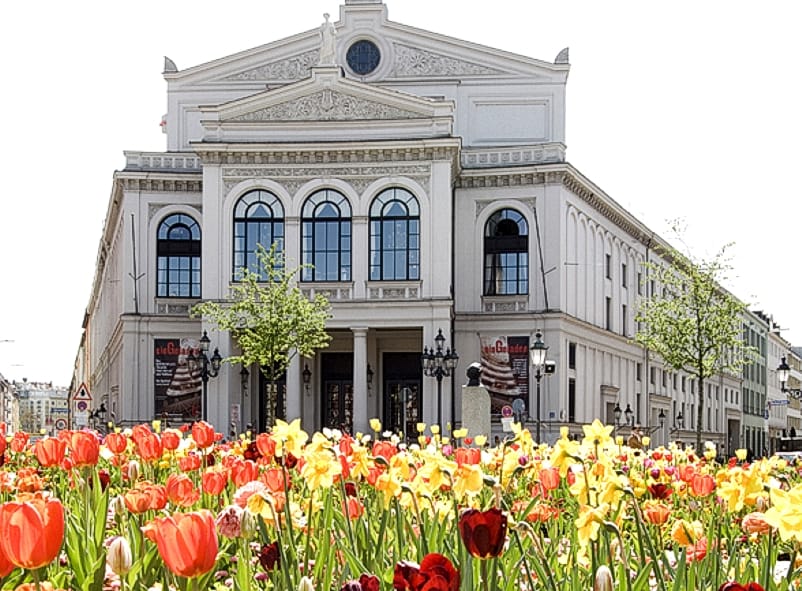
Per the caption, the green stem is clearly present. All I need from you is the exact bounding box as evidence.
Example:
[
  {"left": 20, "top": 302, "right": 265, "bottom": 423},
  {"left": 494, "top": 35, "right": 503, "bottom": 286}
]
[{"left": 481, "top": 559, "right": 490, "bottom": 591}]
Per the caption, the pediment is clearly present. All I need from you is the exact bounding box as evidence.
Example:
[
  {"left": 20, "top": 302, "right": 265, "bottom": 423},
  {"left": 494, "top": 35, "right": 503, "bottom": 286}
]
[{"left": 199, "top": 66, "right": 454, "bottom": 142}]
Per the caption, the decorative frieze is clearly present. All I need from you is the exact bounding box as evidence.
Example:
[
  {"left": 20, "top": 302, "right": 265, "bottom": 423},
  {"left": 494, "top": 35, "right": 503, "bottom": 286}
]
[
  {"left": 462, "top": 144, "right": 565, "bottom": 169},
  {"left": 223, "top": 50, "right": 319, "bottom": 82},
  {"left": 228, "top": 90, "right": 423, "bottom": 122},
  {"left": 148, "top": 204, "right": 201, "bottom": 221},
  {"left": 366, "top": 283, "right": 421, "bottom": 300},
  {"left": 301, "top": 285, "right": 353, "bottom": 301},
  {"left": 457, "top": 172, "right": 544, "bottom": 189},
  {"left": 562, "top": 175, "right": 643, "bottom": 241},
  {"left": 482, "top": 297, "right": 528, "bottom": 313},
  {"left": 391, "top": 44, "right": 505, "bottom": 78},
  {"left": 156, "top": 303, "right": 192, "bottom": 315},
  {"left": 125, "top": 152, "right": 201, "bottom": 172},
  {"left": 119, "top": 177, "right": 202, "bottom": 193}
]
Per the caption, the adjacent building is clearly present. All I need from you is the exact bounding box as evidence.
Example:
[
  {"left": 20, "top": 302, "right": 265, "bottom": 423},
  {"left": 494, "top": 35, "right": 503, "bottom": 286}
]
[{"left": 72, "top": 0, "right": 798, "bottom": 446}]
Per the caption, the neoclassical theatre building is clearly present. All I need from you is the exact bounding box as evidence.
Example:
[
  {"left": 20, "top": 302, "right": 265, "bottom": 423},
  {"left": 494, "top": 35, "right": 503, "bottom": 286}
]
[{"left": 74, "top": 0, "right": 743, "bottom": 448}]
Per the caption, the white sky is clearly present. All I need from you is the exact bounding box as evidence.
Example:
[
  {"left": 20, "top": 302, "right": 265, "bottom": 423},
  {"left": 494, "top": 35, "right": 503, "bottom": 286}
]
[{"left": 1, "top": 1, "right": 800, "bottom": 386}]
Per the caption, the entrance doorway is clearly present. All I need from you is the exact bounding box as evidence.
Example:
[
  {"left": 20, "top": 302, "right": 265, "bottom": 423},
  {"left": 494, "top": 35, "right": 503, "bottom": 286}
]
[
  {"left": 321, "top": 352, "right": 354, "bottom": 433},
  {"left": 258, "top": 371, "right": 286, "bottom": 432},
  {"left": 382, "top": 352, "right": 422, "bottom": 439}
]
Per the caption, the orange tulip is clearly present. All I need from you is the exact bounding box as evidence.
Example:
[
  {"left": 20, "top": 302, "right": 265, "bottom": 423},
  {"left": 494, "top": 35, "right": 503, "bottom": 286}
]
[
  {"left": 230, "top": 459, "right": 259, "bottom": 487},
  {"left": 136, "top": 431, "right": 163, "bottom": 462},
  {"left": 454, "top": 447, "right": 481, "bottom": 467},
  {"left": 162, "top": 430, "right": 181, "bottom": 451},
  {"left": 539, "top": 467, "right": 561, "bottom": 491},
  {"left": 0, "top": 494, "right": 65, "bottom": 569},
  {"left": 261, "top": 467, "right": 287, "bottom": 493},
  {"left": 142, "top": 510, "right": 219, "bottom": 578},
  {"left": 165, "top": 473, "right": 200, "bottom": 507},
  {"left": 192, "top": 421, "right": 216, "bottom": 449},
  {"left": 179, "top": 454, "right": 202, "bottom": 472},
  {"left": 741, "top": 512, "right": 772, "bottom": 535},
  {"left": 0, "top": 540, "right": 14, "bottom": 577},
  {"left": 104, "top": 432, "right": 128, "bottom": 455},
  {"left": 255, "top": 433, "right": 277, "bottom": 461},
  {"left": 124, "top": 486, "right": 153, "bottom": 514},
  {"left": 642, "top": 502, "right": 671, "bottom": 525},
  {"left": 68, "top": 431, "right": 100, "bottom": 467},
  {"left": 691, "top": 473, "right": 716, "bottom": 497},
  {"left": 34, "top": 437, "right": 67, "bottom": 468},
  {"left": 202, "top": 469, "right": 228, "bottom": 496},
  {"left": 10, "top": 433, "right": 29, "bottom": 454},
  {"left": 343, "top": 496, "right": 364, "bottom": 520}
]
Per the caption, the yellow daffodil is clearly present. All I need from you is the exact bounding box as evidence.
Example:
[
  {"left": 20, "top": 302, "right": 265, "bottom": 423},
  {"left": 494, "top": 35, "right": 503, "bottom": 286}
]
[
  {"left": 575, "top": 503, "right": 609, "bottom": 546},
  {"left": 376, "top": 470, "right": 402, "bottom": 507},
  {"left": 670, "top": 518, "right": 704, "bottom": 546},
  {"left": 582, "top": 419, "right": 614, "bottom": 448},
  {"left": 764, "top": 484, "right": 802, "bottom": 543},
  {"left": 370, "top": 418, "right": 382, "bottom": 432},
  {"left": 452, "top": 464, "right": 484, "bottom": 500},
  {"left": 271, "top": 418, "right": 309, "bottom": 458},
  {"left": 300, "top": 450, "right": 341, "bottom": 491}
]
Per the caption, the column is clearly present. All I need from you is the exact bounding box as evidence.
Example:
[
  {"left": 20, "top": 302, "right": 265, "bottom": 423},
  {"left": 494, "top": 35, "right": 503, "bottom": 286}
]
[
  {"left": 286, "top": 355, "right": 302, "bottom": 422},
  {"left": 352, "top": 327, "right": 369, "bottom": 434}
]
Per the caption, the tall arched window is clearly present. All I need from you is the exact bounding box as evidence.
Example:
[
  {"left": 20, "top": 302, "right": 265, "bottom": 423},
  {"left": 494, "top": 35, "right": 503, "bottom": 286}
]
[
  {"left": 483, "top": 208, "right": 528, "bottom": 295},
  {"left": 301, "top": 189, "right": 351, "bottom": 282},
  {"left": 233, "top": 190, "right": 285, "bottom": 280},
  {"left": 157, "top": 214, "right": 201, "bottom": 298},
  {"left": 369, "top": 187, "right": 420, "bottom": 281}
]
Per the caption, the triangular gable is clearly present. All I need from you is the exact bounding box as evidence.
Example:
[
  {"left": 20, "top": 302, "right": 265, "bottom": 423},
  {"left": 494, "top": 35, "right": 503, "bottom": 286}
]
[{"left": 198, "top": 66, "right": 454, "bottom": 142}]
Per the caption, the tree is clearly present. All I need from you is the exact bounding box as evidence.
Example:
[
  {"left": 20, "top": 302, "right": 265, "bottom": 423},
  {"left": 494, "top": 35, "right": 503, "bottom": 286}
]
[
  {"left": 635, "top": 229, "right": 753, "bottom": 451},
  {"left": 192, "top": 243, "right": 331, "bottom": 430}
]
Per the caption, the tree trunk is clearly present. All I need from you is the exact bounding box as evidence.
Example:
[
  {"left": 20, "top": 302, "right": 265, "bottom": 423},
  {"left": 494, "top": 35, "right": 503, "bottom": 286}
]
[{"left": 696, "top": 374, "right": 705, "bottom": 452}]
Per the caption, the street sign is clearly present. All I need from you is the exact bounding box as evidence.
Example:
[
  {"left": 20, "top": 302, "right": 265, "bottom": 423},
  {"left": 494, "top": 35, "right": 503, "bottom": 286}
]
[
  {"left": 74, "top": 411, "right": 89, "bottom": 427},
  {"left": 769, "top": 399, "right": 791, "bottom": 406},
  {"left": 54, "top": 418, "right": 67, "bottom": 430},
  {"left": 501, "top": 405, "right": 513, "bottom": 418},
  {"left": 73, "top": 383, "right": 92, "bottom": 402}
]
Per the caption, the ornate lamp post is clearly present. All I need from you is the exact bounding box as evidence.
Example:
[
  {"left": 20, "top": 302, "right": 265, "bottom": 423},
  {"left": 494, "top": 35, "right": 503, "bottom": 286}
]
[
  {"left": 188, "top": 330, "right": 222, "bottom": 422},
  {"left": 777, "top": 356, "right": 802, "bottom": 399},
  {"left": 530, "top": 331, "right": 549, "bottom": 443},
  {"left": 422, "top": 329, "right": 459, "bottom": 427}
]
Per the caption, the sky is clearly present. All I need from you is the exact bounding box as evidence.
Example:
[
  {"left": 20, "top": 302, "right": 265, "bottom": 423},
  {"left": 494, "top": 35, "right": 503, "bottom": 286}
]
[{"left": 1, "top": 1, "right": 800, "bottom": 386}]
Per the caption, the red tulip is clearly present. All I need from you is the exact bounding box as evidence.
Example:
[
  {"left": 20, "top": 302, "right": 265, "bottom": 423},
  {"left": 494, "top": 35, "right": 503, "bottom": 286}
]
[
  {"left": 34, "top": 437, "right": 67, "bottom": 468},
  {"left": 258, "top": 541, "right": 280, "bottom": 571},
  {"left": 393, "top": 553, "right": 459, "bottom": 591},
  {"left": 202, "top": 469, "right": 228, "bottom": 495},
  {"left": 68, "top": 431, "right": 100, "bottom": 467},
  {"left": 179, "top": 454, "right": 202, "bottom": 472},
  {"left": 10, "top": 432, "right": 29, "bottom": 453},
  {"left": 192, "top": 421, "right": 216, "bottom": 449},
  {"left": 143, "top": 510, "right": 218, "bottom": 578},
  {"left": 458, "top": 508, "right": 507, "bottom": 559},
  {"left": 539, "top": 467, "right": 561, "bottom": 491},
  {"left": 0, "top": 493, "right": 65, "bottom": 569},
  {"left": 691, "top": 473, "right": 716, "bottom": 497},
  {"left": 230, "top": 459, "right": 259, "bottom": 487},
  {"left": 454, "top": 447, "right": 481, "bottom": 467},
  {"left": 719, "top": 583, "right": 765, "bottom": 591},
  {"left": 165, "top": 473, "right": 200, "bottom": 507},
  {"left": 162, "top": 430, "right": 181, "bottom": 451},
  {"left": 136, "top": 431, "right": 163, "bottom": 462},
  {"left": 104, "top": 432, "right": 128, "bottom": 455}
]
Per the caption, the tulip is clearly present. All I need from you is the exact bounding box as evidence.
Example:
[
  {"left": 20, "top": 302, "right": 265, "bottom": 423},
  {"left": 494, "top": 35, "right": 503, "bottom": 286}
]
[
  {"left": 258, "top": 541, "right": 280, "bottom": 571},
  {"left": 165, "top": 473, "right": 200, "bottom": 507},
  {"left": 68, "top": 430, "right": 100, "bottom": 467},
  {"left": 135, "top": 431, "right": 163, "bottom": 462},
  {"left": 691, "top": 473, "right": 716, "bottom": 496},
  {"left": 104, "top": 432, "right": 128, "bottom": 455},
  {"left": 161, "top": 430, "right": 181, "bottom": 451},
  {"left": 34, "top": 437, "right": 67, "bottom": 468},
  {"left": 107, "top": 536, "right": 133, "bottom": 576},
  {"left": 192, "top": 421, "right": 216, "bottom": 449},
  {"left": 458, "top": 508, "right": 507, "bottom": 559},
  {"left": 0, "top": 494, "right": 65, "bottom": 569},
  {"left": 202, "top": 468, "right": 228, "bottom": 495},
  {"left": 0, "top": 541, "right": 14, "bottom": 577},
  {"left": 594, "top": 565, "right": 613, "bottom": 591},
  {"left": 393, "top": 553, "right": 459, "bottom": 591},
  {"left": 142, "top": 510, "right": 218, "bottom": 578},
  {"left": 718, "top": 583, "right": 765, "bottom": 591}
]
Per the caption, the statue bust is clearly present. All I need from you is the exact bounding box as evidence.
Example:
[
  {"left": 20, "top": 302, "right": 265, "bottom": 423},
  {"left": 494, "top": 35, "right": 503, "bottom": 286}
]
[
  {"left": 318, "top": 13, "right": 337, "bottom": 66},
  {"left": 466, "top": 362, "right": 482, "bottom": 387}
]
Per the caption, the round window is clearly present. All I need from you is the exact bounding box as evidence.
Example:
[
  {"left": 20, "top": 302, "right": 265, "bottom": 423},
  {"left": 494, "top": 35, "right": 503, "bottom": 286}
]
[{"left": 346, "top": 40, "right": 381, "bottom": 75}]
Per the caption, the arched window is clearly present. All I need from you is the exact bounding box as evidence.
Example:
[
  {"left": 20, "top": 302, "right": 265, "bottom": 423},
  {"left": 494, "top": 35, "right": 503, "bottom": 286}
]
[
  {"left": 301, "top": 189, "right": 351, "bottom": 282},
  {"left": 483, "top": 208, "right": 528, "bottom": 295},
  {"left": 369, "top": 187, "right": 420, "bottom": 281},
  {"left": 157, "top": 214, "right": 201, "bottom": 298},
  {"left": 233, "top": 190, "right": 285, "bottom": 280}
]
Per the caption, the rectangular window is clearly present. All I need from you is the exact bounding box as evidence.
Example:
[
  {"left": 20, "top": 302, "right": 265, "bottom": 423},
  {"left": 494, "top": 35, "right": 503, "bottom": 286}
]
[
  {"left": 636, "top": 392, "right": 642, "bottom": 424},
  {"left": 650, "top": 367, "right": 656, "bottom": 385},
  {"left": 568, "top": 378, "right": 576, "bottom": 423},
  {"left": 681, "top": 376, "right": 686, "bottom": 392},
  {"left": 622, "top": 304, "right": 628, "bottom": 335},
  {"left": 662, "top": 370, "right": 667, "bottom": 388},
  {"left": 621, "top": 263, "right": 627, "bottom": 287},
  {"left": 636, "top": 363, "right": 642, "bottom": 382},
  {"left": 637, "top": 272, "right": 643, "bottom": 295},
  {"left": 672, "top": 374, "right": 677, "bottom": 390},
  {"left": 605, "top": 254, "right": 612, "bottom": 279},
  {"left": 605, "top": 297, "right": 612, "bottom": 330},
  {"left": 568, "top": 342, "right": 577, "bottom": 369}
]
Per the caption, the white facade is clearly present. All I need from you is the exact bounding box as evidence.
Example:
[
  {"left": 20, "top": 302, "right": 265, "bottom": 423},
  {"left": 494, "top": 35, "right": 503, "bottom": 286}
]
[{"left": 76, "top": 0, "right": 759, "bottom": 444}]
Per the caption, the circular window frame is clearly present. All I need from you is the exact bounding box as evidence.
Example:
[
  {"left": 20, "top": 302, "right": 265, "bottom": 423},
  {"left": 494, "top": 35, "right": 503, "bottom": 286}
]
[
  {"left": 346, "top": 39, "right": 382, "bottom": 76},
  {"left": 342, "top": 35, "right": 390, "bottom": 80}
]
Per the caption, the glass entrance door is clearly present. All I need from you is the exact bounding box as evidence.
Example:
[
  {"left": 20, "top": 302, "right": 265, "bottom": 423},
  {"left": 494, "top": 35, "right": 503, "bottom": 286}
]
[
  {"left": 321, "top": 353, "right": 354, "bottom": 433},
  {"left": 382, "top": 352, "right": 422, "bottom": 439}
]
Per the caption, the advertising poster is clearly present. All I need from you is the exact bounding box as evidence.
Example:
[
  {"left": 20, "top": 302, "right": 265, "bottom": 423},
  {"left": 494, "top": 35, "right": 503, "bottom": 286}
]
[
  {"left": 479, "top": 335, "right": 530, "bottom": 413},
  {"left": 154, "top": 338, "right": 202, "bottom": 420}
]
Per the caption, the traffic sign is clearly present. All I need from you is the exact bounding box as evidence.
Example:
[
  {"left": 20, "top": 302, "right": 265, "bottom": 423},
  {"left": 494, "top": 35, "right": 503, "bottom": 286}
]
[
  {"left": 501, "top": 405, "right": 513, "bottom": 418},
  {"left": 73, "top": 383, "right": 92, "bottom": 402},
  {"left": 769, "top": 399, "right": 790, "bottom": 406},
  {"left": 54, "top": 418, "right": 67, "bottom": 430}
]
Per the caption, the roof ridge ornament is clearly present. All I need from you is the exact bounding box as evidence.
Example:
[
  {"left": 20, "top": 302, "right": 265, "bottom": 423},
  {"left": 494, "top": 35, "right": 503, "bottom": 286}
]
[
  {"left": 318, "top": 13, "right": 337, "bottom": 66},
  {"left": 554, "top": 47, "right": 569, "bottom": 65}
]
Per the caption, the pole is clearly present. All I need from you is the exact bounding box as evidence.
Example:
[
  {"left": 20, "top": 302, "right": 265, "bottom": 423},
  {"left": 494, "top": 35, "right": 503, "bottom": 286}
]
[
  {"left": 201, "top": 355, "right": 208, "bottom": 422},
  {"left": 436, "top": 374, "right": 443, "bottom": 428},
  {"left": 535, "top": 369, "right": 542, "bottom": 443}
]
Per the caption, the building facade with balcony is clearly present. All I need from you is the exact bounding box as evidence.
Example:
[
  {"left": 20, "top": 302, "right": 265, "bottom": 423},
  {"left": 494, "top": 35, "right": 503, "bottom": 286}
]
[{"left": 74, "top": 0, "right": 751, "bottom": 444}]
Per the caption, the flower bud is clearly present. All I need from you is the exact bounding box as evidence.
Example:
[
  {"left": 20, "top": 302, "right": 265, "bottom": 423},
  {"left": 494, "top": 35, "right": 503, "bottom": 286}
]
[
  {"left": 240, "top": 508, "right": 258, "bottom": 538},
  {"left": 298, "top": 576, "right": 315, "bottom": 591},
  {"left": 107, "top": 536, "right": 133, "bottom": 576},
  {"left": 127, "top": 459, "right": 141, "bottom": 481},
  {"left": 594, "top": 565, "right": 613, "bottom": 591}
]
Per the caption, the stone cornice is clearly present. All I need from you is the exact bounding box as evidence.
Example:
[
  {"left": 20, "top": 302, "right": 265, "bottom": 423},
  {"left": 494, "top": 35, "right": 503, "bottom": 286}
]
[
  {"left": 115, "top": 172, "right": 202, "bottom": 193},
  {"left": 193, "top": 140, "right": 461, "bottom": 178}
]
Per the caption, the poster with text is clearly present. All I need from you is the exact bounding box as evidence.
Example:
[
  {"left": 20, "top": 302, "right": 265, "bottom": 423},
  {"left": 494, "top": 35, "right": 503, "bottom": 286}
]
[
  {"left": 479, "top": 335, "right": 530, "bottom": 413},
  {"left": 154, "top": 338, "right": 202, "bottom": 421}
]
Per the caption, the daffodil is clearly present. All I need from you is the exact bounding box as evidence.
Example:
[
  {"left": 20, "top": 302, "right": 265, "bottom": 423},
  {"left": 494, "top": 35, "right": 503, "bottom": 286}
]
[
  {"left": 271, "top": 418, "right": 309, "bottom": 458},
  {"left": 301, "top": 450, "right": 341, "bottom": 491},
  {"left": 764, "top": 484, "right": 802, "bottom": 543},
  {"left": 582, "top": 419, "right": 614, "bottom": 448},
  {"left": 453, "top": 464, "right": 484, "bottom": 500},
  {"left": 575, "top": 503, "right": 609, "bottom": 546}
]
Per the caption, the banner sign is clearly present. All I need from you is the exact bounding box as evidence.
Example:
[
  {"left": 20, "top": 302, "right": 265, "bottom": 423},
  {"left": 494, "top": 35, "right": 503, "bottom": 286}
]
[
  {"left": 479, "top": 335, "right": 530, "bottom": 413},
  {"left": 154, "top": 338, "right": 202, "bottom": 421}
]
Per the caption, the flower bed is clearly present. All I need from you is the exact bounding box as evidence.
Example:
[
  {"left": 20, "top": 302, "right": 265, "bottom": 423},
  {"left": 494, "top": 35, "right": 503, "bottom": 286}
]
[{"left": 0, "top": 418, "right": 800, "bottom": 591}]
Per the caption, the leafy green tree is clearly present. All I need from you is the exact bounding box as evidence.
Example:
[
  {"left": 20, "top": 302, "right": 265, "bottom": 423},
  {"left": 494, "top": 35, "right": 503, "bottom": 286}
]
[
  {"left": 635, "top": 231, "right": 753, "bottom": 451},
  {"left": 192, "top": 243, "right": 331, "bottom": 430}
]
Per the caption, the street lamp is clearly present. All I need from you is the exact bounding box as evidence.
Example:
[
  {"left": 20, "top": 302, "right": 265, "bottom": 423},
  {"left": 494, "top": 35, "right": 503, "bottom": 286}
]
[
  {"left": 422, "top": 329, "right": 459, "bottom": 427},
  {"left": 188, "top": 331, "right": 222, "bottom": 421},
  {"left": 302, "top": 364, "right": 312, "bottom": 395},
  {"left": 530, "top": 331, "right": 549, "bottom": 443},
  {"left": 777, "top": 356, "right": 802, "bottom": 399},
  {"left": 658, "top": 408, "right": 666, "bottom": 429}
]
